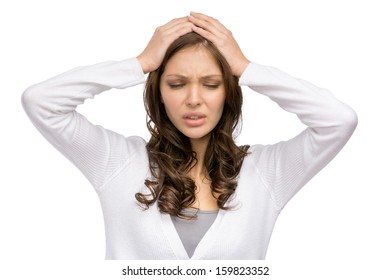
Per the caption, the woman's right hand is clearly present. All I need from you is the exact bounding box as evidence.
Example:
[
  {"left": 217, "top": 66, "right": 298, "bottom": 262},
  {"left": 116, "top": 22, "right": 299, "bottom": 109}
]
[{"left": 137, "top": 17, "right": 193, "bottom": 74}]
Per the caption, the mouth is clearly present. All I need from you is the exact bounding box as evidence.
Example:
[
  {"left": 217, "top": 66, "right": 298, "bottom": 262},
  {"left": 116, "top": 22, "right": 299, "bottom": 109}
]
[
  {"left": 183, "top": 112, "right": 206, "bottom": 119},
  {"left": 187, "top": 115, "right": 201, "bottom": 120},
  {"left": 183, "top": 112, "right": 206, "bottom": 127}
]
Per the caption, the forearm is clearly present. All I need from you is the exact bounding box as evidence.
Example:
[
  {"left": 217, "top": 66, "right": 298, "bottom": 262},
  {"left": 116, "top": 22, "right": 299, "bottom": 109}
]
[
  {"left": 240, "top": 62, "right": 358, "bottom": 209},
  {"left": 22, "top": 58, "right": 145, "bottom": 140},
  {"left": 21, "top": 58, "right": 146, "bottom": 189},
  {"left": 239, "top": 62, "right": 357, "bottom": 139}
]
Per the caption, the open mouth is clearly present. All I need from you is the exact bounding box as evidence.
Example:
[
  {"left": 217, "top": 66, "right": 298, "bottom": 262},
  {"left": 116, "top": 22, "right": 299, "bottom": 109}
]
[
  {"left": 187, "top": 116, "right": 201, "bottom": 120},
  {"left": 183, "top": 112, "right": 206, "bottom": 127}
]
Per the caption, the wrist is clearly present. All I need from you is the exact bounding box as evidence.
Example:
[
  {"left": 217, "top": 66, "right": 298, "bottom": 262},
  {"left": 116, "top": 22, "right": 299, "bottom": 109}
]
[
  {"left": 234, "top": 59, "right": 250, "bottom": 77},
  {"left": 136, "top": 55, "right": 152, "bottom": 74}
]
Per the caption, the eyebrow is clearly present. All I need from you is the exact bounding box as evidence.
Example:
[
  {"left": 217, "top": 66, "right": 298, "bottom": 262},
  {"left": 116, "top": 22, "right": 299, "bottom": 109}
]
[{"left": 164, "top": 74, "right": 223, "bottom": 79}]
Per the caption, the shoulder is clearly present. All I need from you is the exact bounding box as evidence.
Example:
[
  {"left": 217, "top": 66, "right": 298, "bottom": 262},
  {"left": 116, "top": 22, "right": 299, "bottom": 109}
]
[
  {"left": 246, "top": 144, "right": 267, "bottom": 159},
  {"left": 240, "top": 144, "right": 266, "bottom": 170},
  {"left": 241, "top": 143, "right": 283, "bottom": 175},
  {"left": 118, "top": 136, "right": 149, "bottom": 170},
  {"left": 125, "top": 135, "right": 147, "bottom": 146},
  {"left": 124, "top": 136, "right": 148, "bottom": 156}
]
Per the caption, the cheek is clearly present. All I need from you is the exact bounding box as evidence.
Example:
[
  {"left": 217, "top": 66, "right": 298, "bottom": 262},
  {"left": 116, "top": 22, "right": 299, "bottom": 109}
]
[
  {"left": 161, "top": 93, "right": 180, "bottom": 119},
  {"left": 160, "top": 88, "right": 170, "bottom": 107},
  {"left": 160, "top": 86, "right": 165, "bottom": 104},
  {"left": 213, "top": 92, "right": 226, "bottom": 113}
]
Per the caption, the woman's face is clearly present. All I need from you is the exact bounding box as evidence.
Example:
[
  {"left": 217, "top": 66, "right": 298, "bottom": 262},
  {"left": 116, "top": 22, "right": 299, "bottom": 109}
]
[{"left": 160, "top": 46, "right": 225, "bottom": 142}]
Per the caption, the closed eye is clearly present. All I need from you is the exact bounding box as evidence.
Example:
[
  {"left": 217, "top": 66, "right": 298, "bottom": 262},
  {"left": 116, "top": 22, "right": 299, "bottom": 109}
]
[
  {"left": 204, "top": 84, "right": 221, "bottom": 89},
  {"left": 168, "top": 84, "right": 185, "bottom": 89}
]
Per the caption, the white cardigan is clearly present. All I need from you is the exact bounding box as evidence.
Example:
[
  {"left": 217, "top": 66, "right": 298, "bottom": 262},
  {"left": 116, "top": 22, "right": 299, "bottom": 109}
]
[{"left": 21, "top": 58, "right": 357, "bottom": 259}]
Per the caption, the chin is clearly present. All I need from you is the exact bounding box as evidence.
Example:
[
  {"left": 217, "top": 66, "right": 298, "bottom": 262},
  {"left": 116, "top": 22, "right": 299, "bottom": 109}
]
[
  {"left": 184, "top": 133, "right": 207, "bottom": 140},
  {"left": 182, "top": 130, "right": 211, "bottom": 141}
]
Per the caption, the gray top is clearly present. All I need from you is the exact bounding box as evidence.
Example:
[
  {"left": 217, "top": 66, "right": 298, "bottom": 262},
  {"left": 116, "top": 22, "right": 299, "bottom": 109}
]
[{"left": 171, "top": 209, "right": 219, "bottom": 257}]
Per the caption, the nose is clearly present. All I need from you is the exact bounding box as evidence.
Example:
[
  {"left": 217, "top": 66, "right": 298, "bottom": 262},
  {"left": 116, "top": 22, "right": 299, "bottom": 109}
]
[{"left": 185, "top": 85, "right": 202, "bottom": 107}]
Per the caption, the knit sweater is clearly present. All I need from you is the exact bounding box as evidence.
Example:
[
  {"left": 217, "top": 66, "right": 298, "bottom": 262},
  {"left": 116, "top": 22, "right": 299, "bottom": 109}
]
[{"left": 21, "top": 58, "right": 357, "bottom": 259}]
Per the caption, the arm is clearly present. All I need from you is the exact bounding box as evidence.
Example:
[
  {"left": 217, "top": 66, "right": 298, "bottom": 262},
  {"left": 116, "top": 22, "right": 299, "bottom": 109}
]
[
  {"left": 190, "top": 12, "right": 358, "bottom": 210},
  {"left": 21, "top": 58, "right": 146, "bottom": 190},
  {"left": 22, "top": 17, "right": 194, "bottom": 191},
  {"left": 239, "top": 62, "right": 358, "bottom": 210}
]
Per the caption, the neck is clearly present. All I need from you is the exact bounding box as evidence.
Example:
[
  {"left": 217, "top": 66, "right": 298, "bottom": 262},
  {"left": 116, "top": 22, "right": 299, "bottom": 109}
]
[{"left": 189, "top": 135, "right": 210, "bottom": 179}]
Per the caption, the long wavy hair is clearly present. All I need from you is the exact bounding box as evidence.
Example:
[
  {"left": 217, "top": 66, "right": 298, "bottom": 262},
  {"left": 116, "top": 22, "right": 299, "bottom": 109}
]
[{"left": 136, "top": 32, "right": 249, "bottom": 218}]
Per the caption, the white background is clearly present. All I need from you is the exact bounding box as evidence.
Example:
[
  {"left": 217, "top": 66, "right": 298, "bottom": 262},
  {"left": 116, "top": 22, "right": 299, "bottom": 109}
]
[{"left": 1, "top": 0, "right": 389, "bottom": 279}]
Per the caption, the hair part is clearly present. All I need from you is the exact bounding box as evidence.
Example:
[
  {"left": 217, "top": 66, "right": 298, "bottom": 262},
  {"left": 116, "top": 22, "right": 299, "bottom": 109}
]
[{"left": 136, "top": 32, "right": 249, "bottom": 219}]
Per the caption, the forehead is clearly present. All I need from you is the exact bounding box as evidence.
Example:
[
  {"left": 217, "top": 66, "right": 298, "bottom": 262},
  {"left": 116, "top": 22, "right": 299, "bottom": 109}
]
[{"left": 163, "top": 46, "right": 222, "bottom": 76}]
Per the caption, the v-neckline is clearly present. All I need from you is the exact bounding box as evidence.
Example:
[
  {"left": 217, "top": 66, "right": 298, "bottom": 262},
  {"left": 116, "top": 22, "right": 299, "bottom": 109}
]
[{"left": 160, "top": 209, "right": 225, "bottom": 259}]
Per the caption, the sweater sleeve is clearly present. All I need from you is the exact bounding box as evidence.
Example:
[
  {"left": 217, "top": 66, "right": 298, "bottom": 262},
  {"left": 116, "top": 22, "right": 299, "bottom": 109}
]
[
  {"left": 21, "top": 58, "right": 146, "bottom": 190},
  {"left": 239, "top": 62, "right": 358, "bottom": 211}
]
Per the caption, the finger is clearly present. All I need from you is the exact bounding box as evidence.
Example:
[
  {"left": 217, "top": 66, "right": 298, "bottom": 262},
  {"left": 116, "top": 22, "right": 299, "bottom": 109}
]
[
  {"left": 191, "top": 21, "right": 231, "bottom": 50},
  {"left": 159, "top": 16, "right": 190, "bottom": 31},
  {"left": 189, "top": 12, "right": 226, "bottom": 33},
  {"left": 191, "top": 25, "right": 216, "bottom": 42},
  {"left": 165, "top": 21, "right": 194, "bottom": 39},
  {"left": 156, "top": 21, "right": 194, "bottom": 48},
  {"left": 157, "top": 18, "right": 193, "bottom": 40},
  {"left": 153, "top": 19, "right": 193, "bottom": 46},
  {"left": 189, "top": 17, "right": 222, "bottom": 38}
]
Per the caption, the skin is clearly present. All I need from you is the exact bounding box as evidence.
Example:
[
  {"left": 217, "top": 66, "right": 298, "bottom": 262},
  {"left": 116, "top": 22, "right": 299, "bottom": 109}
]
[
  {"left": 160, "top": 46, "right": 225, "bottom": 155},
  {"left": 137, "top": 12, "right": 250, "bottom": 210},
  {"left": 160, "top": 46, "right": 225, "bottom": 209}
]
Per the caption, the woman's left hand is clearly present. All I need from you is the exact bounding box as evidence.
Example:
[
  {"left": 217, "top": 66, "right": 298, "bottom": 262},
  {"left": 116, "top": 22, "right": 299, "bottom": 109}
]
[{"left": 189, "top": 12, "right": 250, "bottom": 77}]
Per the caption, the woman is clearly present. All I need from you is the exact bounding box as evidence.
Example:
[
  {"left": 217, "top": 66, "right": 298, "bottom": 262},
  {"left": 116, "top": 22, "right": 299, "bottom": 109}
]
[{"left": 22, "top": 12, "right": 357, "bottom": 259}]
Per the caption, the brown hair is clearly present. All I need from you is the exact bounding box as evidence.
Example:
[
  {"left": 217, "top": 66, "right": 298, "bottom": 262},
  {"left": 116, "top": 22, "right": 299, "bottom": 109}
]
[{"left": 136, "top": 32, "right": 249, "bottom": 218}]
